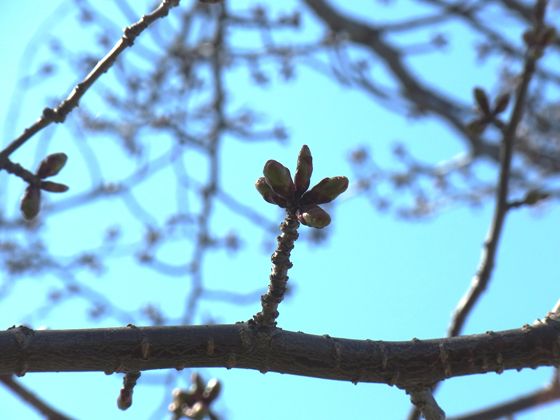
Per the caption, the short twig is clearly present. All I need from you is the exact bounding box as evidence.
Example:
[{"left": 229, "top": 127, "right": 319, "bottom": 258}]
[
  {"left": 0, "top": 375, "right": 71, "bottom": 420},
  {"left": 408, "top": 388, "right": 446, "bottom": 420},
  {"left": 252, "top": 210, "right": 300, "bottom": 327}
]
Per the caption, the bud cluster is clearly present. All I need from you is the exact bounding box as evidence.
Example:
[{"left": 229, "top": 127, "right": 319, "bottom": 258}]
[
  {"left": 20, "top": 152, "right": 69, "bottom": 220},
  {"left": 256, "top": 145, "right": 349, "bottom": 228},
  {"left": 168, "top": 373, "right": 221, "bottom": 419}
]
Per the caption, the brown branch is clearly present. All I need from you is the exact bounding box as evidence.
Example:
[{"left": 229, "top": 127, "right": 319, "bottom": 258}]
[
  {"left": 448, "top": 380, "right": 560, "bottom": 420},
  {"left": 0, "top": 375, "right": 71, "bottom": 420},
  {"left": 448, "top": 1, "right": 545, "bottom": 338},
  {"left": 408, "top": 388, "right": 446, "bottom": 420},
  {"left": 0, "top": 0, "right": 180, "bottom": 162},
  {"left": 2, "top": 318, "right": 560, "bottom": 387},
  {"left": 302, "top": 0, "right": 481, "bottom": 149},
  {"left": 252, "top": 211, "right": 300, "bottom": 327}
]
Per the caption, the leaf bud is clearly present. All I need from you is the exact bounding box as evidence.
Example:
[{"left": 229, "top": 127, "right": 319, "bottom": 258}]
[
  {"left": 37, "top": 153, "right": 68, "bottom": 178},
  {"left": 297, "top": 205, "right": 331, "bottom": 229},
  {"left": 20, "top": 186, "right": 41, "bottom": 220},
  {"left": 40, "top": 181, "right": 69, "bottom": 193},
  {"left": 263, "top": 160, "right": 295, "bottom": 200},
  {"left": 294, "top": 145, "right": 313, "bottom": 197},
  {"left": 300, "top": 176, "right": 349, "bottom": 205},
  {"left": 202, "top": 378, "right": 221, "bottom": 402}
]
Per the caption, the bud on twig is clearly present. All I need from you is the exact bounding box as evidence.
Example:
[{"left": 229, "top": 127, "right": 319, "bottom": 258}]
[
  {"left": 294, "top": 145, "right": 313, "bottom": 197},
  {"left": 20, "top": 186, "right": 41, "bottom": 220},
  {"left": 263, "top": 160, "right": 295, "bottom": 200},
  {"left": 297, "top": 205, "right": 331, "bottom": 228},
  {"left": 36, "top": 153, "right": 68, "bottom": 179},
  {"left": 300, "top": 176, "right": 349, "bottom": 205},
  {"left": 40, "top": 181, "right": 70, "bottom": 193},
  {"left": 473, "top": 87, "right": 490, "bottom": 115}
]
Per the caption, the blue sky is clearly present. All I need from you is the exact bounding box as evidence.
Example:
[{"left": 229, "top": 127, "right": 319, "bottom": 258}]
[{"left": 1, "top": 1, "right": 560, "bottom": 419}]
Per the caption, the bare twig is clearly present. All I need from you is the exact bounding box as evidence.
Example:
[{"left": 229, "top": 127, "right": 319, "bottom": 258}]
[
  {"left": 448, "top": 0, "right": 549, "bottom": 338},
  {"left": 409, "top": 388, "right": 446, "bottom": 420},
  {"left": 0, "top": 375, "right": 71, "bottom": 420},
  {"left": 0, "top": 0, "right": 180, "bottom": 162},
  {"left": 252, "top": 211, "right": 300, "bottom": 327},
  {"left": 448, "top": 379, "right": 560, "bottom": 420}
]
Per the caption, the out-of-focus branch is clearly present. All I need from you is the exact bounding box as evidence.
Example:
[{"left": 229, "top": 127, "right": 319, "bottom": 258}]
[
  {"left": 448, "top": 378, "right": 560, "bottom": 420},
  {"left": 448, "top": 0, "right": 550, "bottom": 337},
  {"left": 302, "top": 0, "right": 490, "bottom": 154},
  {"left": 0, "top": 0, "right": 180, "bottom": 161},
  {"left": 0, "top": 375, "right": 71, "bottom": 420}
]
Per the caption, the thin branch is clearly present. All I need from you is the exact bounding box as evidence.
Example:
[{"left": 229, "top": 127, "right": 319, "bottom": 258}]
[
  {"left": 448, "top": 3, "right": 546, "bottom": 338},
  {"left": 0, "top": 0, "right": 180, "bottom": 161},
  {"left": 409, "top": 388, "right": 446, "bottom": 420},
  {"left": 448, "top": 380, "right": 560, "bottom": 420},
  {"left": 252, "top": 211, "right": 300, "bottom": 327},
  {"left": 0, "top": 375, "right": 71, "bottom": 420}
]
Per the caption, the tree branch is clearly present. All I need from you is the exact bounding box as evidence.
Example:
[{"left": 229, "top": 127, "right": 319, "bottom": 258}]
[
  {"left": 0, "top": 375, "right": 71, "bottom": 419},
  {"left": 448, "top": 379, "right": 560, "bottom": 420},
  {"left": 448, "top": 0, "right": 545, "bottom": 338},
  {"left": 2, "top": 318, "right": 560, "bottom": 388},
  {"left": 0, "top": 0, "right": 180, "bottom": 162}
]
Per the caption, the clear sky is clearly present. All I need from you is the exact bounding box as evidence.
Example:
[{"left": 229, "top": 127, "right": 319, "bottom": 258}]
[{"left": 1, "top": 1, "right": 560, "bottom": 419}]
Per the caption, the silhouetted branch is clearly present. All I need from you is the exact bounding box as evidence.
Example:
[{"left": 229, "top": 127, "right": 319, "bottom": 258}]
[
  {"left": 448, "top": 0, "right": 551, "bottom": 338},
  {"left": 0, "top": 375, "right": 71, "bottom": 420},
  {"left": 448, "top": 379, "right": 560, "bottom": 420},
  {"left": 0, "top": 0, "right": 180, "bottom": 162},
  {"left": 2, "top": 318, "right": 560, "bottom": 386}
]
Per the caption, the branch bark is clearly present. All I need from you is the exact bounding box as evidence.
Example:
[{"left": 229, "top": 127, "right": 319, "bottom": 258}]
[{"left": 2, "top": 319, "right": 560, "bottom": 388}]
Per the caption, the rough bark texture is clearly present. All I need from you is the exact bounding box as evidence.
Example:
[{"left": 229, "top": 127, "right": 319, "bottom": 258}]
[{"left": 2, "top": 318, "right": 560, "bottom": 389}]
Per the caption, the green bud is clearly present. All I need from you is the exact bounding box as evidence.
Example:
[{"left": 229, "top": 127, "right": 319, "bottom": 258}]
[
  {"left": 20, "top": 186, "right": 41, "bottom": 220},
  {"left": 300, "top": 176, "right": 349, "bottom": 205},
  {"left": 297, "top": 205, "right": 331, "bottom": 229},
  {"left": 263, "top": 160, "right": 295, "bottom": 200},
  {"left": 202, "top": 378, "right": 221, "bottom": 402},
  {"left": 294, "top": 145, "right": 313, "bottom": 197},
  {"left": 40, "top": 181, "right": 69, "bottom": 193},
  {"left": 37, "top": 153, "right": 68, "bottom": 179},
  {"left": 255, "top": 177, "right": 288, "bottom": 207}
]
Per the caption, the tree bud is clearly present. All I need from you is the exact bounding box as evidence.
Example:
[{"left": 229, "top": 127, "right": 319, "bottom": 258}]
[
  {"left": 297, "top": 205, "right": 331, "bottom": 229},
  {"left": 473, "top": 87, "right": 490, "bottom": 115},
  {"left": 263, "top": 160, "right": 295, "bottom": 200},
  {"left": 202, "top": 378, "right": 221, "bottom": 402},
  {"left": 40, "top": 181, "right": 69, "bottom": 193},
  {"left": 255, "top": 177, "right": 288, "bottom": 207},
  {"left": 37, "top": 153, "right": 68, "bottom": 178},
  {"left": 294, "top": 144, "right": 313, "bottom": 197},
  {"left": 20, "top": 186, "right": 41, "bottom": 220},
  {"left": 300, "top": 176, "right": 348, "bottom": 205}
]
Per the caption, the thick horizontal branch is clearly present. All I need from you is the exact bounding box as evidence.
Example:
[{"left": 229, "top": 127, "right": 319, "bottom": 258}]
[{"left": 1, "top": 319, "right": 560, "bottom": 388}]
